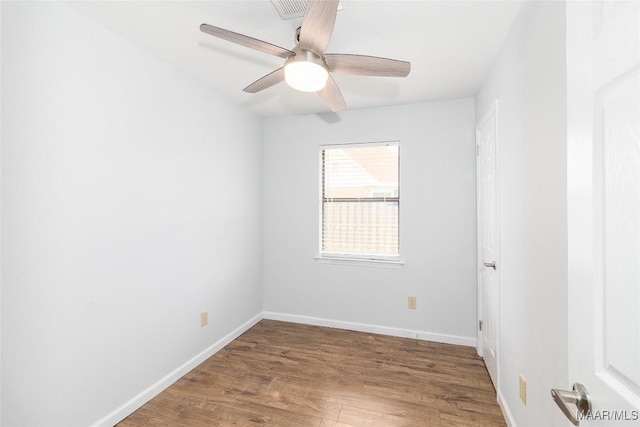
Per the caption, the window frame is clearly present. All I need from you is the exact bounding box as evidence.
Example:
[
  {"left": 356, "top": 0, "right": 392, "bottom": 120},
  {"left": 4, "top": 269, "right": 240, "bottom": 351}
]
[{"left": 316, "top": 141, "right": 404, "bottom": 268}]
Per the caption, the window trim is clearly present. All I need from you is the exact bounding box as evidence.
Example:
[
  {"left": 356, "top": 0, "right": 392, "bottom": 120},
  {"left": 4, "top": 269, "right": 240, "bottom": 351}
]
[
  {"left": 317, "top": 140, "right": 402, "bottom": 265},
  {"left": 314, "top": 254, "right": 405, "bottom": 269}
]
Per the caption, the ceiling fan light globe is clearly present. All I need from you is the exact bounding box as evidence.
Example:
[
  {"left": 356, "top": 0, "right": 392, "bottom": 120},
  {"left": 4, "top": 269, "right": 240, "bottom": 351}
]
[
  {"left": 285, "top": 61, "right": 328, "bottom": 92},
  {"left": 284, "top": 50, "right": 329, "bottom": 92}
]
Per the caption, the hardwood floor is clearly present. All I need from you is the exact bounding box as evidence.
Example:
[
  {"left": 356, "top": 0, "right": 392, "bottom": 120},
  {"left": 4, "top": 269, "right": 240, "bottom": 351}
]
[{"left": 117, "top": 320, "right": 505, "bottom": 426}]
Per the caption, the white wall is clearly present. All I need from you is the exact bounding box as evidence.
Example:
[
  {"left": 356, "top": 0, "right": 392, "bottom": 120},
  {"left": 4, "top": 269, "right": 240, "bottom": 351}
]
[
  {"left": 475, "top": 2, "right": 568, "bottom": 426},
  {"left": 0, "top": 3, "right": 3, "bottom": 423},
  {"left": 262, "top": 99, "right": 477, "bottom": 344},
  {"left": 1, "top": 2, "right": 262, "bottom": 426}
]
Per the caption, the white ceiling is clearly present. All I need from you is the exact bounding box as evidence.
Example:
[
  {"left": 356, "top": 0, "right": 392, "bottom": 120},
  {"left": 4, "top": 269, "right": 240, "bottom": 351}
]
[{"left": 68, "top": 0, "right": 524, "bottom": 117}]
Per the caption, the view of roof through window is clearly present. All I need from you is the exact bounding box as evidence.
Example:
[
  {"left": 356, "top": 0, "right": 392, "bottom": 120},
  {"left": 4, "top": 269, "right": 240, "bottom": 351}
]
[{"left": 321, "top": 143, "right": 399, "bottom": 257}]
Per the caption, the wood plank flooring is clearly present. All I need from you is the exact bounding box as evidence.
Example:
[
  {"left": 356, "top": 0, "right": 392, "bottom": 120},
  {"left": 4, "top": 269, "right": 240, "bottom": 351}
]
[{"left": 117, "top": 320, "right": 505, "bottom": 426}]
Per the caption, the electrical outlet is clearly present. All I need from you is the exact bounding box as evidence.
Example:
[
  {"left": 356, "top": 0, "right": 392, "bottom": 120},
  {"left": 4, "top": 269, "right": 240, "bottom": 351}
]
[
  {"left": 200, "top": 310, "right": 208, "bottom": 327},
  {"left": 519, "top": 375, "right": 527, "bottom": 405},
  {"left": 408, "top": 296, "right": 417, "bottom": 309}
]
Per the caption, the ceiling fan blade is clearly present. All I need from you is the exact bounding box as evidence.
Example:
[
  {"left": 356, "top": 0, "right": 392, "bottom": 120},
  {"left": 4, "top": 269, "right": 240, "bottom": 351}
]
[
  {"left": 243, "top": 68, "right": 285, "bottom": 93},
  {"left": 299, "top": 0, "right": 339, "bottom": 56},
  {"left": 324, "top": 54, "right": 411, "bottom": 77},
  {"left": 200, "top": 24, "right": 294, "bottom": 59},
  {"left": 317, "top": 74, "right": 346, "bottom": 112}
]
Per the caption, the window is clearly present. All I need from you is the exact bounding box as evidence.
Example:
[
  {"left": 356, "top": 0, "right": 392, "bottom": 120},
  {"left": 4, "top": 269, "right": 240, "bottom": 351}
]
[{"left": 320, "top": 142, "right": 400, "bottom": 261}]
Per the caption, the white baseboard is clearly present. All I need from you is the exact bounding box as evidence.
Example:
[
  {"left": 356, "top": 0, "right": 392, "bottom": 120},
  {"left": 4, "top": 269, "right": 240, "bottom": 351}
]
[
  {"left": 498, "top": 388, "right": 516, "bottom": 427},
  {"left": 91, "top": 312, "right": 263, "bottom": 427},
  {"left": 263, "top": 311, "right": 476, "bottom": 347}
]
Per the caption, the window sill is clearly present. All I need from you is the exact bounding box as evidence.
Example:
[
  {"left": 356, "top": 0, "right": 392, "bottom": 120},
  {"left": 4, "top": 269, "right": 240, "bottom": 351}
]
[{"left": 314, "top": 255, "right": 405, "bottom": 269}]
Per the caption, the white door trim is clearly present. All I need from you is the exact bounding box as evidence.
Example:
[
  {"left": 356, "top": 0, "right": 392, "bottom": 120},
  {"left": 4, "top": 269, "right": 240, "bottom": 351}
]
[{"left": 476, "top": 100, "right": 501, "bottom": 388}]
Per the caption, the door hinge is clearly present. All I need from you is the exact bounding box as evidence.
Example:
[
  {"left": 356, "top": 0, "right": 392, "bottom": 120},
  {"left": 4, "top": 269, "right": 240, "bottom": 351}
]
[
  {"left": 479, "top": 320, "right": 483, "bottom": 331},
  {"left": 476, "top": 144, "right": 480, "bottom": 157}
]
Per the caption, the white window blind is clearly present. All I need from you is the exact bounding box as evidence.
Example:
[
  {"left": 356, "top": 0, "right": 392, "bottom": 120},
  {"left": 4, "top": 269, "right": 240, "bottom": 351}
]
[{"left": 321, "top": 142, "right": 399, "bottom": 257}]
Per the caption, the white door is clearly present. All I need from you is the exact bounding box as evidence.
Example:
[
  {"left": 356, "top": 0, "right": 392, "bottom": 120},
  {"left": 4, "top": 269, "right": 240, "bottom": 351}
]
[
  {"left": 562, "top": 1, "right": 640, "bottom": 425},
  {"left": 477, "top": 102, "right": 499, "bottom": 388}
]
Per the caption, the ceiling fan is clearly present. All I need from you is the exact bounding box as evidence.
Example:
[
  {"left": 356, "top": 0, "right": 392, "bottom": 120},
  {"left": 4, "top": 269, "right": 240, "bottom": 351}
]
[{"left": 199, "top": 0, "right": 411, "bottom": 112}]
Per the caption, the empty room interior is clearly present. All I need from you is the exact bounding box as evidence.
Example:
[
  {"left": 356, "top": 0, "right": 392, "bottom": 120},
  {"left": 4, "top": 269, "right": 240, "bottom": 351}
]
[{"left": 2, "top": 1, "right": 639, "bottom": 426}]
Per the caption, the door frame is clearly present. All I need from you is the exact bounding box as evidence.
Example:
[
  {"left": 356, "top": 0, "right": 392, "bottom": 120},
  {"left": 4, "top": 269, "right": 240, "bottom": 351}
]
[{"left": 476, "top": 100, "right": 501, "bottom": 388}]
